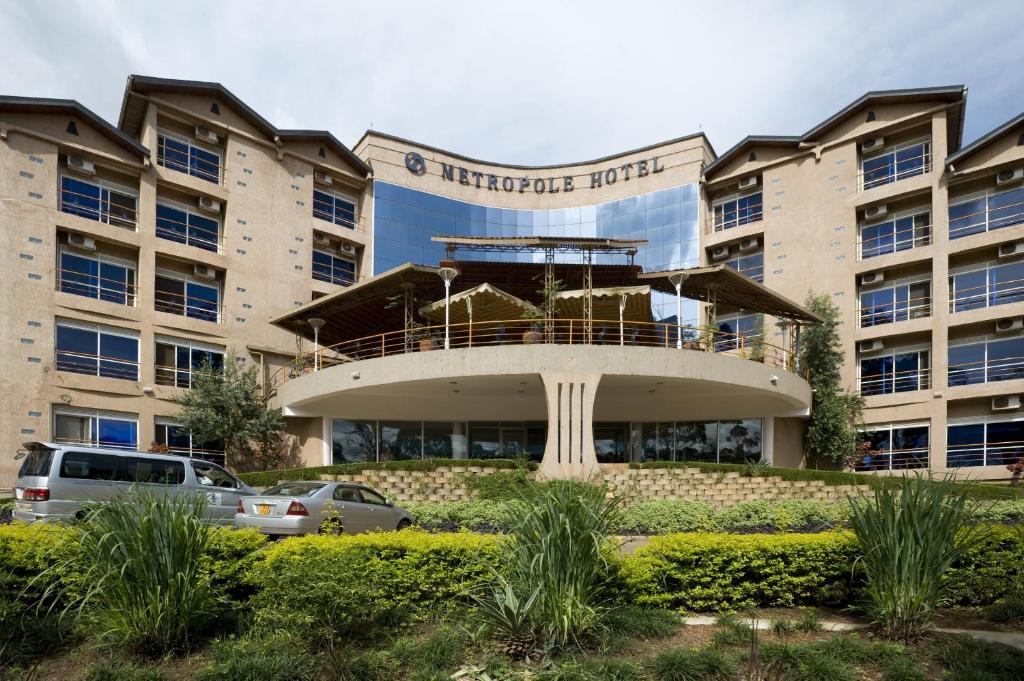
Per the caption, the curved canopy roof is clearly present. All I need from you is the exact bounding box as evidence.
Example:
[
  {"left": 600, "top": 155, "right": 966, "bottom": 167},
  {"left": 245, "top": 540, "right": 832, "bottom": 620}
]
[
  {"left": 419, "top": 283, "right": 538, "bottom": 324},
  {"left": 554, "top": 286, "right": 653, "bottom": 323}
]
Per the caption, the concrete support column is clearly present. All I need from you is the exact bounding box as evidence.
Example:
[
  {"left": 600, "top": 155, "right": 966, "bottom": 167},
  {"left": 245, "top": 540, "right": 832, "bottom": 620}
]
[{"left": 538, "top": 372, "right": 601, "bottom": 480}]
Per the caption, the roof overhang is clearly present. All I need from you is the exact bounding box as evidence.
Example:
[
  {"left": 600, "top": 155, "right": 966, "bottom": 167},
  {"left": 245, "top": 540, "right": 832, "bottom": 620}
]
[
  {"left": 946, "top": 110, "right": 1024, "bottom": 169},
  {"left": 0, "top": 95, "right": 149, "bottom": 158}
]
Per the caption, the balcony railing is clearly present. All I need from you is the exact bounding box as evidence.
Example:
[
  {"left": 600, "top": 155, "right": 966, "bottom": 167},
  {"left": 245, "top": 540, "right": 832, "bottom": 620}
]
[
  {"left": 858, "top": 366, "right": 932, "bottom": 396},
  {"left": 155, "top": 210, "right": 223, "bottom": 253},
  {"left": 55, "top": 349, "right": 140, "bottom": 381},
  {"left": 154, "top": 288, "right": 223, "bottom": 323},
  {"left": 948, "top": 355, "right": 1024, "bottom": 386},
  {"left": 949, "top": 195, "right": 1024, "bottom": 240},
  {"left": 858, "top": 295, "right": 932, "bottom": 327},
  {"left": 156, "top": 136, "right": 225, "bottom": 186},
  {"left": 268, "top": 318, "right": 803, "bottom": 391},
  {"left": 60, "top": 185, "right": 138, "bottom": 229},
  {"left": 56, "top": 267, "right": 137, "bottom": 306},
  {"left": 949, "top": 276, "right": 1024, "bottom": 313},
  {"left": 947, "top": 439, "right": 1024, "bottom": 468},
  {"left": 859, "top": 148, "right": 932, "bottom": 191},
  {"left": 858, "top": 224, "right": 932, "bottom": 260},
  {"left": 854, "top": 446, "right": 929, "bottom": 471}
]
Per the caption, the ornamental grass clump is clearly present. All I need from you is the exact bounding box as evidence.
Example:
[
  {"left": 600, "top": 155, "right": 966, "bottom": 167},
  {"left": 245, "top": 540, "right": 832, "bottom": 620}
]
[
  {"left": 42, "top": 489, "right": 216, "bottom": 655},
  {"left": 847, "top": 473, "right": 987, "bottom": 642}
]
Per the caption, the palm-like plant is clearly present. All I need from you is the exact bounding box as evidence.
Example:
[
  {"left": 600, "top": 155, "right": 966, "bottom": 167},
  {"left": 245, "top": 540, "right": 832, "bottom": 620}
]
[{"left": 847, "top": 474, "right": 986, "bottom": 642}]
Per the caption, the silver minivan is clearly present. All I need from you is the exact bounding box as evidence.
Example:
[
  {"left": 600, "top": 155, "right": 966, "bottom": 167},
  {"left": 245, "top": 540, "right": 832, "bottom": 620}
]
[{"left": 12, "top": 441, "right": 256, "bottom": 524}]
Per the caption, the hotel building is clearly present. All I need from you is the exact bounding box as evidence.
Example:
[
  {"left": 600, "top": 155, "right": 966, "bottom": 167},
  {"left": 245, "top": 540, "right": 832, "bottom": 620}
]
[{"left": 1, "top": 77, "right": 1022, "bottom": 485}]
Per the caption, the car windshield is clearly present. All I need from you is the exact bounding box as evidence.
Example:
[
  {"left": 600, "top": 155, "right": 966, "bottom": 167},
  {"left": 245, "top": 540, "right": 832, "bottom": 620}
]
[
  {"left": 192, "top": 461, "right": 241, "bottom": 489},
  {"left": 18, "top": 448, "right": 54, "bottom": 477},
  {"left": 263, "top": 482, "right": 326, "bottom": 497}
]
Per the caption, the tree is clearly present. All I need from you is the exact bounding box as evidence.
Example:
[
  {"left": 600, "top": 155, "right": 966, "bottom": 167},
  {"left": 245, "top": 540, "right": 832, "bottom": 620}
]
[
  {"left": 800, "top": 292, "right": 864, "bottom": 468},
  {"left": 174, "top": 352, "right": 286, "bottom": 470}
]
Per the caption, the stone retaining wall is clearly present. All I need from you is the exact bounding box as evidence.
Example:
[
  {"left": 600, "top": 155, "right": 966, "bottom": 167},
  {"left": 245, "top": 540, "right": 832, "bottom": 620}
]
[{"left": 320, "top": 465, "right": 860, "bottom": 507}]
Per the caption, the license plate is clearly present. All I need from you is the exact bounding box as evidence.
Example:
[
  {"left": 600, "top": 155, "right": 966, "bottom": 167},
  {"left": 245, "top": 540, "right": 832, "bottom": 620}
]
[
  {"left": 15, "top": 502, "right": 31, "bottom": 512},
  {"left": 256, "top": 504, "right": 272, "bottom": 515}
]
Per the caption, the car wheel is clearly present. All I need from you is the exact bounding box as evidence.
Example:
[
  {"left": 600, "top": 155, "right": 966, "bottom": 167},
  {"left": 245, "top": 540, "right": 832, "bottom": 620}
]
[
  {"left": 396, "top": 519, "right": 412, "bottom": 531},
  {"left": 319, "top": 518, "right": 344, "bottom": 535}
]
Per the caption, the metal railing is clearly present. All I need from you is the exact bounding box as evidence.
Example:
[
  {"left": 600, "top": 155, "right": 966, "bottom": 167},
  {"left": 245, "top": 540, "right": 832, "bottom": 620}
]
[
  {"left": 948, "top": 355, "right": 1024, "bottom": 386},
  {"left": 949, "top": 196, "right": 1024, "bottom": 240},
  {"left": 155, "top": 211, "right": 223, "bottom": 253},
  {"left": 312, "top": 193, "right": 361, "bottom": 231},
  {"left": 854, "top": 446, "right": 929, "bottom": 471},
  {"left": 858, "top": 224, "right": 932, "bottom": 260},
  {"left": 54, "top": 349, "right": 139, "bottom": 381},
  {"left": 56, "top": 267, "right": 138, "bottom": 306},
  {"left": 947, "top": 439, "right": 1024, "bottom": 468},
  {"left": 269, "top": 318, "right": 802, "bottom": 391},
  {"left": 858, "top": 294, "right": 932, "bottom": 327},
  {"left": 708, "top": 206, "right": 764, "bottom": 233},
  {"left": 60, "top": 186, "right": 138, "bottom": 229},
  {"left": 153, "top": 288, "right": 223, "bottom": 324},
  {"left": 156, "top": 138, "right": 225, "bottom": 186},
  {"left": 859, "top": 149, "right": 932, "bottom": 191},
  {"left": 858, "top": 366, "right": 932, "bottom": 396},
  {"left": 949, "top": 276, "right": 1024, "bottom": 312}
]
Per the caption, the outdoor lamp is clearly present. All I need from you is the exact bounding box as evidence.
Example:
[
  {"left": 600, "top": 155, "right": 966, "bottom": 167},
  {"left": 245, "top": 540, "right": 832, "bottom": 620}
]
[
  {"left": 308, "top": 317, "right": 326, "bottom": 371},
  {"left": 437, "top": 267, "right": 459, "bottom": 349},
  {"left": 667, "top": 272, "right": 689, "bottom": 349}
]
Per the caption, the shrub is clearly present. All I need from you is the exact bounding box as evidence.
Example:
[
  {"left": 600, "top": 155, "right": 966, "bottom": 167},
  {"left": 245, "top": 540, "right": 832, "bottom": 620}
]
[
  {"left": 406, "top": 500, "right": 516, "bottom": 531},
  {"left": 648, "top": 647, "right": 739, "bottom": 680},
  {"left": 713, "top": 500, "right": 848, "bottom": 532},
  {"left": 612, "top": 501, "right": 716, "bottom": 534},
  {"left": 848, "top": 474, "right": 986, "bottom": 641},
  {"left": 943, "top": 525, "right": 1024, "bottom": 605},
  {"left": 462, "top": 468, "right": 538, "bottom": 501},
  {"left": 985, "top": 595, "right": 1024, "bottom": 623},
  {"left": 621, "top": 532, "right": 859, "bottom": 611},
  {"left": 194, "top": 632, "right": 319, "bottom": 681},
  {"left": 82, "top": 660, "right": 169, "bottom": 681}
]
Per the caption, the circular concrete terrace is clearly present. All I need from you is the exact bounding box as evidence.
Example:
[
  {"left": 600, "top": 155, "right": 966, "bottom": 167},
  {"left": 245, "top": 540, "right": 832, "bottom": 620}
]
[{"left": 273, "top": 343, "right": 810, "bottom": 479}]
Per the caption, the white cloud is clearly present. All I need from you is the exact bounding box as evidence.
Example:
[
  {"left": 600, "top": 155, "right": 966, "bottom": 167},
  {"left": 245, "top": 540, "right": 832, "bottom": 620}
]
[{"left": 0, "top": 0, "right": 1021, "bottom": 162}]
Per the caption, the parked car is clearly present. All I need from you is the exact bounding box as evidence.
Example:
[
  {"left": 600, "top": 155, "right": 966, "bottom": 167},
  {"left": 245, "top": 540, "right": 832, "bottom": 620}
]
[
  {"left": 11, "top": 441, "right": 255, "bottom": 524},
  {"left": 234, "top": 481, "right": 413, "bottom": 536}
]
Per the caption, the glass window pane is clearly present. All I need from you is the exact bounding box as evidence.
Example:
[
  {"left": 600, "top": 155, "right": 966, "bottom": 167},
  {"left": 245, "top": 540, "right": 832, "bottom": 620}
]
[
  {"left": 379, "top": 421, "right": 422, "bottom": 461},
  {"left": 676, "top": 421, "right": 717, "bottom": 462},
  {"left": 61, "top": 176, "right": 101, "bottom": 221},
  {"left": 56, "top": 325, "right": 98, "bottom": 375},
  {"left": 948, "top": 343, "right": 986, "bottom": 386},
  {"left": 718, "top": 419, "right": 761, "bottom": 464},
  {"left": 947, "top": 423, "right": 985, "bottom": 467},
  {"left": 98, "top": 418, "right": 137, "bottom": 450},
  {"left": 332, "top": 419, "right": 376, "bottom": 463},
  {"left": 156, "top": 204, "right": 188, "bottom": 244},
  {"left": 60, "top": 252, "right": 99, "bottom": 298}
]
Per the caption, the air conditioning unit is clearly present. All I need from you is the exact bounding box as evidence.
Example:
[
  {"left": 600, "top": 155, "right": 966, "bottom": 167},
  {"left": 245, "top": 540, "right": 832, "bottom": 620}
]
[
  {"left": 859, "top": 340, "right": 885, "bottom": 354},
  {"left": 195, "top": 126, "right": 219, "bottom": 145},
  {"left": 337, "top": 242, "right": 356, "bottom": 255},
  {"left": 710, "top": 245, "right": 730, "bottom": 261},
  {"left": 739, "top": 237, "right": 760, "bottom": 253},
  {"left": 193, "top": 264, "right": 217, "bottom": 280},
  {"left": 67, "top": 233, "right": 96, "bottom": 251},
  {"left": 998, "top": 241, "right": 1024, "bottom": 258},
  {"left": 738, "top": 176, "right": 759, "bottom": 191},
  {"left": 313, "top": 233, "right": 332, "bottom": 247},
  {"left": 197, "top": 196, "right": 221, "bottom": 214},
  {"left": 314, "top": 170, "right": 332, "bottom": 186},
  {"left": 996, "top": 167, "right": 1024, "bottom": 186},
  {"left": 861, "top": 137, "right": 885, "bottom": 152},
  {"left": 996, "top": 317, "right": 1024, "bottom": 334},
  {"left": 66, "top": 154, "right": 95, "bottom": 175},
  {"left": 860, "top": 271, "right": 885, "bottom": 286},
  {"left": 863, "top": 204, "right": 888, "bottom": 221},
  {"left": 992, "top": 395, "right": 1022, "bottom": 411}
]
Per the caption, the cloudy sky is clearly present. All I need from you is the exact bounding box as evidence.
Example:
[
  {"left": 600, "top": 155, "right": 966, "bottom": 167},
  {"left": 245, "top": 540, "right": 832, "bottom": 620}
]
[{"left": 2, "top": 1, "right": 1022, "bottom": 163}]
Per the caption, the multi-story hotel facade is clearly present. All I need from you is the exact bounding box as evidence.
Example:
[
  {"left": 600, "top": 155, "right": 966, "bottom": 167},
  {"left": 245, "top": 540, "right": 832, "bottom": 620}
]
[{"left": 1, "top": 77, "right": 1022, "bottom": 486}]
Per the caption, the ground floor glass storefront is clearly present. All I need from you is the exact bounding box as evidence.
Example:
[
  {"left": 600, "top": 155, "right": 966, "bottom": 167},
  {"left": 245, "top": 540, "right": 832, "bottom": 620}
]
[{"left": 331, "top": 418, "right": 762, "bottom": 465}]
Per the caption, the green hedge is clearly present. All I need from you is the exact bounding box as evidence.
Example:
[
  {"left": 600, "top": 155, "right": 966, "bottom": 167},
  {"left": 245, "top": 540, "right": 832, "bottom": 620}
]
[
  {"left": 236, "top": 458, "right": 535, "bottom": 487},
  {"left": 629, "top": 461, "right": 1024, "bottom": 500}
]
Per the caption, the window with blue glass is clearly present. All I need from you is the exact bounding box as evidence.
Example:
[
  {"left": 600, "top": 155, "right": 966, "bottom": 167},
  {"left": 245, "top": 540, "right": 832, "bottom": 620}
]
[
  {"left": 859, "top": 349, "right": 929, "bottom": 396},
  {"left": 715, "top": 313, "right": 761, "bottom": 352},
  {"left": 155, "top": 339, "right": 224, "bottom": 388},
  {"left": 312, "top": 249, "right": 357, "bottom": 286},
  {"left": 860, "top": 211, "right": 931, "bottom": 259},
  {"left": 154, "top": 420, "right": 226, "bottom": 465},
  {"left": 154, "top": 274, "right": 220, "bottom": 322},
  {"left": 725, "top": 252, "right": 764, "bottom": 282},
  {"left": 313, "top": 189, "right": 357, "bottom": 228},
  {"left": 856, "top": 423, "right": 929, "bottom": 471},
  {"left": 859, "top": 280, "right": 930, "bottom": 327},
  {"left": 58, "top": 249, "right": 136, "bottom": 306},
  {"left": 713, "top": 192, "right": 763, "bottom": 231},
  {"left": 156, "top": 202, "right": 221, "bottom": 252},
  {"left": 948, "top": 419, "right": 1024, "bottom": 468},
  {"left": 950, "top": 261, "right": 1024, "bottom": 312},
  {"left": 861, "top": 140, "right": 931, "bottom": 190},
  {"left": 949, "top": 336, "right": 1024, "bottom": 386},
  {"left": 53, "top": 409, "right": 137, "bottom": 450},
  {"left": 156, "top": 132, "right": 221, "bottom": 184},
  {"left": 949, "top": 186, "right": 1024, "bottom": 239},
  {"left": 60, "top": 175, "right": 137, "bottom": 228},
  {"left": 55, "top": 322, "right": 138, "bottom": 380}
]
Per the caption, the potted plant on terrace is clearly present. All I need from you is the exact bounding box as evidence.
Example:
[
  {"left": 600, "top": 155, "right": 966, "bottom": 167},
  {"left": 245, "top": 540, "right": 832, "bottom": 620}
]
[
  {"left": 520, "top": 277, "right": 564, "bottom": 344},
  {"left": 407, "top": 321, "right": 435, "bottom": 352}
]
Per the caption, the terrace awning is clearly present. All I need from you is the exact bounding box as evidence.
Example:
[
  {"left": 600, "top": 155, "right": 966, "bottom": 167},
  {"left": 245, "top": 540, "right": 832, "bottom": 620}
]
[
  {"left": 418, "top": 283, "right": 538, "bottom": 324},
  {"left": 554, "top": 285, "right": 653, "bottom": 323}
]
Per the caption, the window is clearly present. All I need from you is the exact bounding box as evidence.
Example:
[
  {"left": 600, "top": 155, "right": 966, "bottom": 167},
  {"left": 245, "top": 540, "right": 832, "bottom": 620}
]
[
  {"left": 379, "top": 422, "right": 422, "bottom": 461},
  {"left": 60, "top": 175, "right": 138, "bottom": 228},
  {"left": 191, "top": 461, "right": 241, "bottom": 489},
  {"left": 59, "top": 451, "right": 121, "bottom": 480},
  {"left": 856, "top": 423, "right": 929, "bottom": 471},
  {"left": 715, "top": 313, "right": 761, "bottom": 351},
  {"left": 949, "top": 186, "right": 1024, "bottom": 239},
  {"left": 154, "top": 421, "right": 225, "bottom": 466},
  {"left": 949, "top": 336, "right": 1024, "bottom": 386},
  {"left": 123, "top": 456, "right": 185, "bottom": 485},
  {"left": 713, "top": 192, "right": 762, "bottom": 231},
  {"left": 154, "top": 273, "right": 220, "bottom": 322},
  {"left": 156, "top": 202, "right": 221, "bottom": 252},
  {"left": 331, "top": 419, "right": 377, "bottom": 464},
  {"left": 724, "top": 252, "right": 764, "bottom": 282},
  {"left": 58, "top": 249, "right": 136, "bottom": 306},
  {"left": 312, "top": 249, "right": 357, "bottom": 286},
  {"left": 155, "top": 339, "right": 224, "bottom": 388},
  {"left": 359, "top": 488, "right": 387, "bottom": 505},
  {"left": 950, "top": 261, "right": 1024, "bottom": 312},
  {"left": 156, "top": 132, "right": 221, "bottom": 184},
  {"left": 55, "top": 322, "right": 138, "bottom": 380},
  {"left": 859, "top": 349, "right": 930, "bottom": 396},
  {"left": 860, "top": 211, "right": 931, "bottom": 259},
  {"left": 313, "top": 189, "right": 357, "bottom": 228},
  {"left": 859, "top": 280, "right": 930, "bottom": 326},
  {"left": 639, "top": 419, "right": 762, "bottom": 464},
  {"left": 948, "top": 419, "right": 1024, "bottom": 468},
  {"left": 53, "top": 409, "right": 138, "bottom": 450},
  {"left": 861, "top": 140, "right": 931, "bottom": 190}
]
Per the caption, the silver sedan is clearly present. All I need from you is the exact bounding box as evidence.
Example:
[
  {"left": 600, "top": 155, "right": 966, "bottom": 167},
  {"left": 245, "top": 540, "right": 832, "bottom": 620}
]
[{"left": 234, "top": 481, "right": 413, "bottom": 536}]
